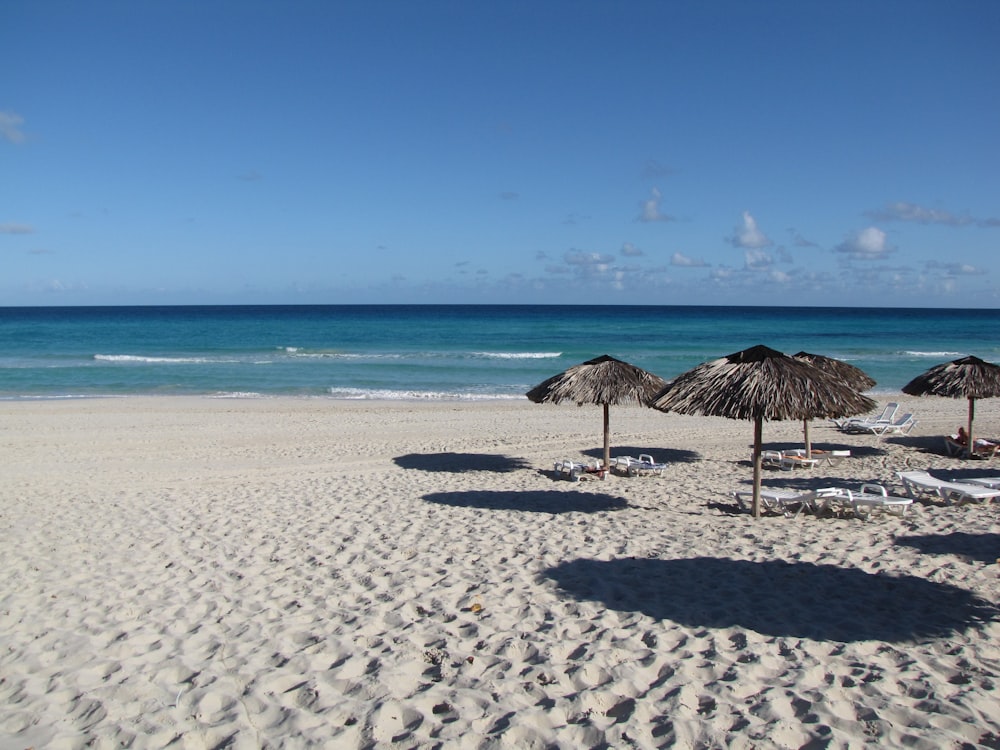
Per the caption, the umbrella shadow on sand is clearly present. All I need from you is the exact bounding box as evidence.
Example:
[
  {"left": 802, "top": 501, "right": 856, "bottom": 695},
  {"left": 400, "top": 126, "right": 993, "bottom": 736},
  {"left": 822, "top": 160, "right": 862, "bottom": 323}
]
[
  {"left": 582, "top": 445, "right": 701, "bottom": 465},
  {"left": 394, "top": 452, "right": 532, "bottom": 473},
  {"left": 543, "top": 557, "right": 998, "bottom": 643},
  {"left": 895, "top": 532, "right": 1000, "bottom": 564},
  {"left": 423, "top": 490, "right": 629, "bottom": 514},
  {"left": 881, "top": 434, "right": 950, "bottom": 455},
  {"left": 762, "top": 441, "right": 886, "bottom": 460}
]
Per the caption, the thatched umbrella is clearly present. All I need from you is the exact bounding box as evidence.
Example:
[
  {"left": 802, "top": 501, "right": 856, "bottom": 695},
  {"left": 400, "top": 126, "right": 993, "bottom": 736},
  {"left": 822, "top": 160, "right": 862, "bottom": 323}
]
[
  {"left": 793, "top": 352, "right": 876, "bottom": 458},
  {"left": 650, "top": 344, "right": 876, "bottom": 518},
  {"left": 526, "top": 354, "right": 668, "bottom": 471},
  {"left": 902, "top": 355, "right": 1000, "bottom": 458}
]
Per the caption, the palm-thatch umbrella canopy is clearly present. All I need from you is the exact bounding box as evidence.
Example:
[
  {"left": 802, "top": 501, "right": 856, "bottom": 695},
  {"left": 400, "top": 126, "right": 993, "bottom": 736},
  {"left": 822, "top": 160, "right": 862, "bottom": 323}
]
[
  {"left": 902, "top": 355, "right": 1000, "bottom": 458},
  {"left": 650, "top": 344, "right": 876, "bottom": 518},
  {"left": 793, "top": 352, "right": 876, "bottom": 458},
  {"left": 526, "top": 354, "right": 668, "bottom": 472}
]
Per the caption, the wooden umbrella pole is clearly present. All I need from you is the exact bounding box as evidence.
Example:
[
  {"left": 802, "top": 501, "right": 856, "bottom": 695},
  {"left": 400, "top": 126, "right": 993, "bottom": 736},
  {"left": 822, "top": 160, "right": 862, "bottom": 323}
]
[
  {"left": 968, "top": 396, "right": 975, "bottom": 458},
  {"left": 803, "top": 419, "right": 812, "bottom": 459},
  {"left": 603, "top": 403, "right": 611, "bottom": 471},
  {"left": 753, "top": 417, "right": 763, "bottom": 518}
]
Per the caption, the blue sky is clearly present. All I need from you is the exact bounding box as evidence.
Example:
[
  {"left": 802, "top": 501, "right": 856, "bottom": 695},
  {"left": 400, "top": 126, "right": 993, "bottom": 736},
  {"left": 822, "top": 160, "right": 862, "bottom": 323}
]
[{"left": 3, "top": 1, "right": 999, "bottom": 307}]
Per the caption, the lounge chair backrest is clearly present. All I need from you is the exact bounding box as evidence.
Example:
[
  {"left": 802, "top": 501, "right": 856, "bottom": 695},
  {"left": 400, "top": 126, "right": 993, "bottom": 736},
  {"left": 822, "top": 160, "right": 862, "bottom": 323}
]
[{"left": 878, "top": 402, "right": 899, "bottom": 422}]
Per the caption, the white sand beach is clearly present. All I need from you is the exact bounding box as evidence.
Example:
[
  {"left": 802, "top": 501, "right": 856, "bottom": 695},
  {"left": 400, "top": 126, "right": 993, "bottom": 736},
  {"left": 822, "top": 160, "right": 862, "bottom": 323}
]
[{"left": 1, "top": 395, "right": 998, "bottom": 749}]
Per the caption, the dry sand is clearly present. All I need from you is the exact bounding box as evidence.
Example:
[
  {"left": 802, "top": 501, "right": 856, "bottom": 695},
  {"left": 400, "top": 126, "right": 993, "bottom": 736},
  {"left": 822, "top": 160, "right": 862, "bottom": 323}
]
[{"left": 1, "top": 395, "right": 998, "bottom": 749}]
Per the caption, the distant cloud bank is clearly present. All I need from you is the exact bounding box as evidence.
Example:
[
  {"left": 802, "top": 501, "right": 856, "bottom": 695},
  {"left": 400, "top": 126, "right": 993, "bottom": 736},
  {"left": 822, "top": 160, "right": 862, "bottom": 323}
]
[{"left": 867, "top": 201, "right": 1000, "bottom": 228}]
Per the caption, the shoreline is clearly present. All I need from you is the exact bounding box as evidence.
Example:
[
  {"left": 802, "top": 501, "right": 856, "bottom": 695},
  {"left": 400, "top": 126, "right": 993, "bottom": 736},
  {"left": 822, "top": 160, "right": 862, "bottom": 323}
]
[
  {"left": 0, "top": 385, "right": 928, "bottom": 405},
  {"left": 1, "top": 395, "right": 998, "bottom": 747}
]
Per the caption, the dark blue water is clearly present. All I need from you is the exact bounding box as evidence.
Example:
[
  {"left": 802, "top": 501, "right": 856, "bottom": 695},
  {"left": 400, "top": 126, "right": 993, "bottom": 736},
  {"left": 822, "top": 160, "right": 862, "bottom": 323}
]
[{"left": 1, "top": 305, "right": 997, "bottom": 399}]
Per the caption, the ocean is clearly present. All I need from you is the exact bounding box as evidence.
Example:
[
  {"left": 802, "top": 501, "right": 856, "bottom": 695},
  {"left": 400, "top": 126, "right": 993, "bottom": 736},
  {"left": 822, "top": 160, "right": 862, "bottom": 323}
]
[{"left": 1, "top": 305, "right": 998, "bottom": 400}]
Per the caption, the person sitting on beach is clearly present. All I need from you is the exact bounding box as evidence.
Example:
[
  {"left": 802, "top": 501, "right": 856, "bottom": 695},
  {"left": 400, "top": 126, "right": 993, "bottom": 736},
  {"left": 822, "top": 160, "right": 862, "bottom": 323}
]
[{"left": 956, "top": 426, "right": 999, "bottom": 453}]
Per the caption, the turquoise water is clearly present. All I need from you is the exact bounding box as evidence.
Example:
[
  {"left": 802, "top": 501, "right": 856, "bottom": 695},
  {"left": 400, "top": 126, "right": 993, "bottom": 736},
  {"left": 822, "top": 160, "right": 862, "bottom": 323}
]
[{"left": 1, "top": 305, "right": 998, "bottom": 399}]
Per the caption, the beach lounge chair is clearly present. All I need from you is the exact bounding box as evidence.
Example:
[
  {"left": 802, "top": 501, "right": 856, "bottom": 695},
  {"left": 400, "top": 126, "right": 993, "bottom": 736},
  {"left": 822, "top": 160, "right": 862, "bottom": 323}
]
[
  {"left": 958, "top": 475, "right": 1000, "bottom": 489},
  {"left": 778, "top": 449, "right": 820, "bottom": 470},
  {"left": 613, "top": 454, "right": 667, "bottom": 477},
  {"left": 733, "top": 488, "right": 820, "bottom": 518},
  {"left": 896, "top": 470, "right": 1000, "bottom": 505},
  {"left": 833, "top": 402, "right": 898, "bottom": 432},
  {"left": 850, "top": 412, "right": 916, "bottom": 437},
  {"left": 809, "top": 449, "right": 851, "bottom": 466},
  {"left": 822, "top": 483, "right": 913, "bottom": 519},
  {"left": 760, "top": 450, "right": 784, "bottom": 469},
  {"left": 758, "top": 449, "right": 822, "bottom": 470},
  {"left": 554, "top": 459, "right": 605, "bottom": 481},
  {"left": 944, "top": 434, "right": 965, "bottom": 457}
]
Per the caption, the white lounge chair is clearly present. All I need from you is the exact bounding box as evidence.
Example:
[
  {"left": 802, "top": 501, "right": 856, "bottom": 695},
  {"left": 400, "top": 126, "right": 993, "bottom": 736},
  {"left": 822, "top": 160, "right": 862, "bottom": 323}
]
[
  {"left": 851, "top": 413, "right": 916, "bottom": 437},
  {"left": 779, "top": 449, "right": 820, "bottom": 470},
  {"left": 809, "top": 449, "right": 851, "bottom": 466},
  {"left": 733, "top": 488, "right": 819, "bottom": 518},
  {"left": 760, "top": 450, "right": 785, "bottom": 469},
  {"left": 822, "top": 483, "right": 913, "bottom": 519},
  {"left": 960, "top": 476, "right": 1000, "bottom": 489},
  {"left": 944, "top": 434, "right": 965, "bottom": 457},
  {"left": 897, "top": 470, "right": 1000, "bottom": 505},
  {"left": 613, "top": 454, "right": 666, "bottom": 476},
  {"left": 758, "top": 449, "right": 820, "bottom": 471},
  {"left": 554, "top": 459, "right": 605, "bottom": 481},
  {"left": 834, "top": 403, "right": 898, "bottom": 432}
]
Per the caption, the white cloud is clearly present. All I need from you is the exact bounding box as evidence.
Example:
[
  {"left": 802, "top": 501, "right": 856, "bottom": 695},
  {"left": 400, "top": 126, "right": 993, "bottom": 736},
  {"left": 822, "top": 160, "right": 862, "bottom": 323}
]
[
  {"left": 768, "top": 269, "right": 791, "bottom": 283},
  {"left": 744, "top": 249, "right": 772, "bottom": 271},
  {"left": 636, "top": 187, "right": 672, "bottom": 223},
  {"left": 926, "top": 261, "right": 983, "bottom": 276},
  {"left": 834, "top": 226, "right": 893, "bottom": 260},
  {"left": 670, "top": 252, "right": 708, "bottom": 268},
  {"left": 621, "top": 242, "right": 643, "bottom": 257},
  {"left": 564, "top": 250, "right": 614, "bottom": 268},
  {"left": 729, "top": 211, "right": 771, "bottom": 249},
  {"left": 709, "top": 266, "right": 737, "bottom": 281},
  {"left": 0, "top": 111, "right": 26, "bottom": 144}
]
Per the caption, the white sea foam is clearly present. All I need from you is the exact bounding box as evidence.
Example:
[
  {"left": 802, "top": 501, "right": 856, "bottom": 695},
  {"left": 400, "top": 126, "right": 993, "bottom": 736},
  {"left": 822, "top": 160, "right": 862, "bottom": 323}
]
[
  {"left": 328, "top": 387, "right": 524, "bottom": 401},
  {"left": 288, "top": 351, "right": 403, "bottom": 360},
  {"left": 903, "top": 350, "right": 964, "bottom": 358},
  {"left": 0, "top": 394, "right": 125, "bottom": 402},
  {"left": 471, "top": 351, "right": 562, "bottom": 359},
  {"left": 288, "top": 350, "right": 560, "bottom": 361},
  {"left": 94, "top": 354, "right": 215, "bottom": 364}
]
